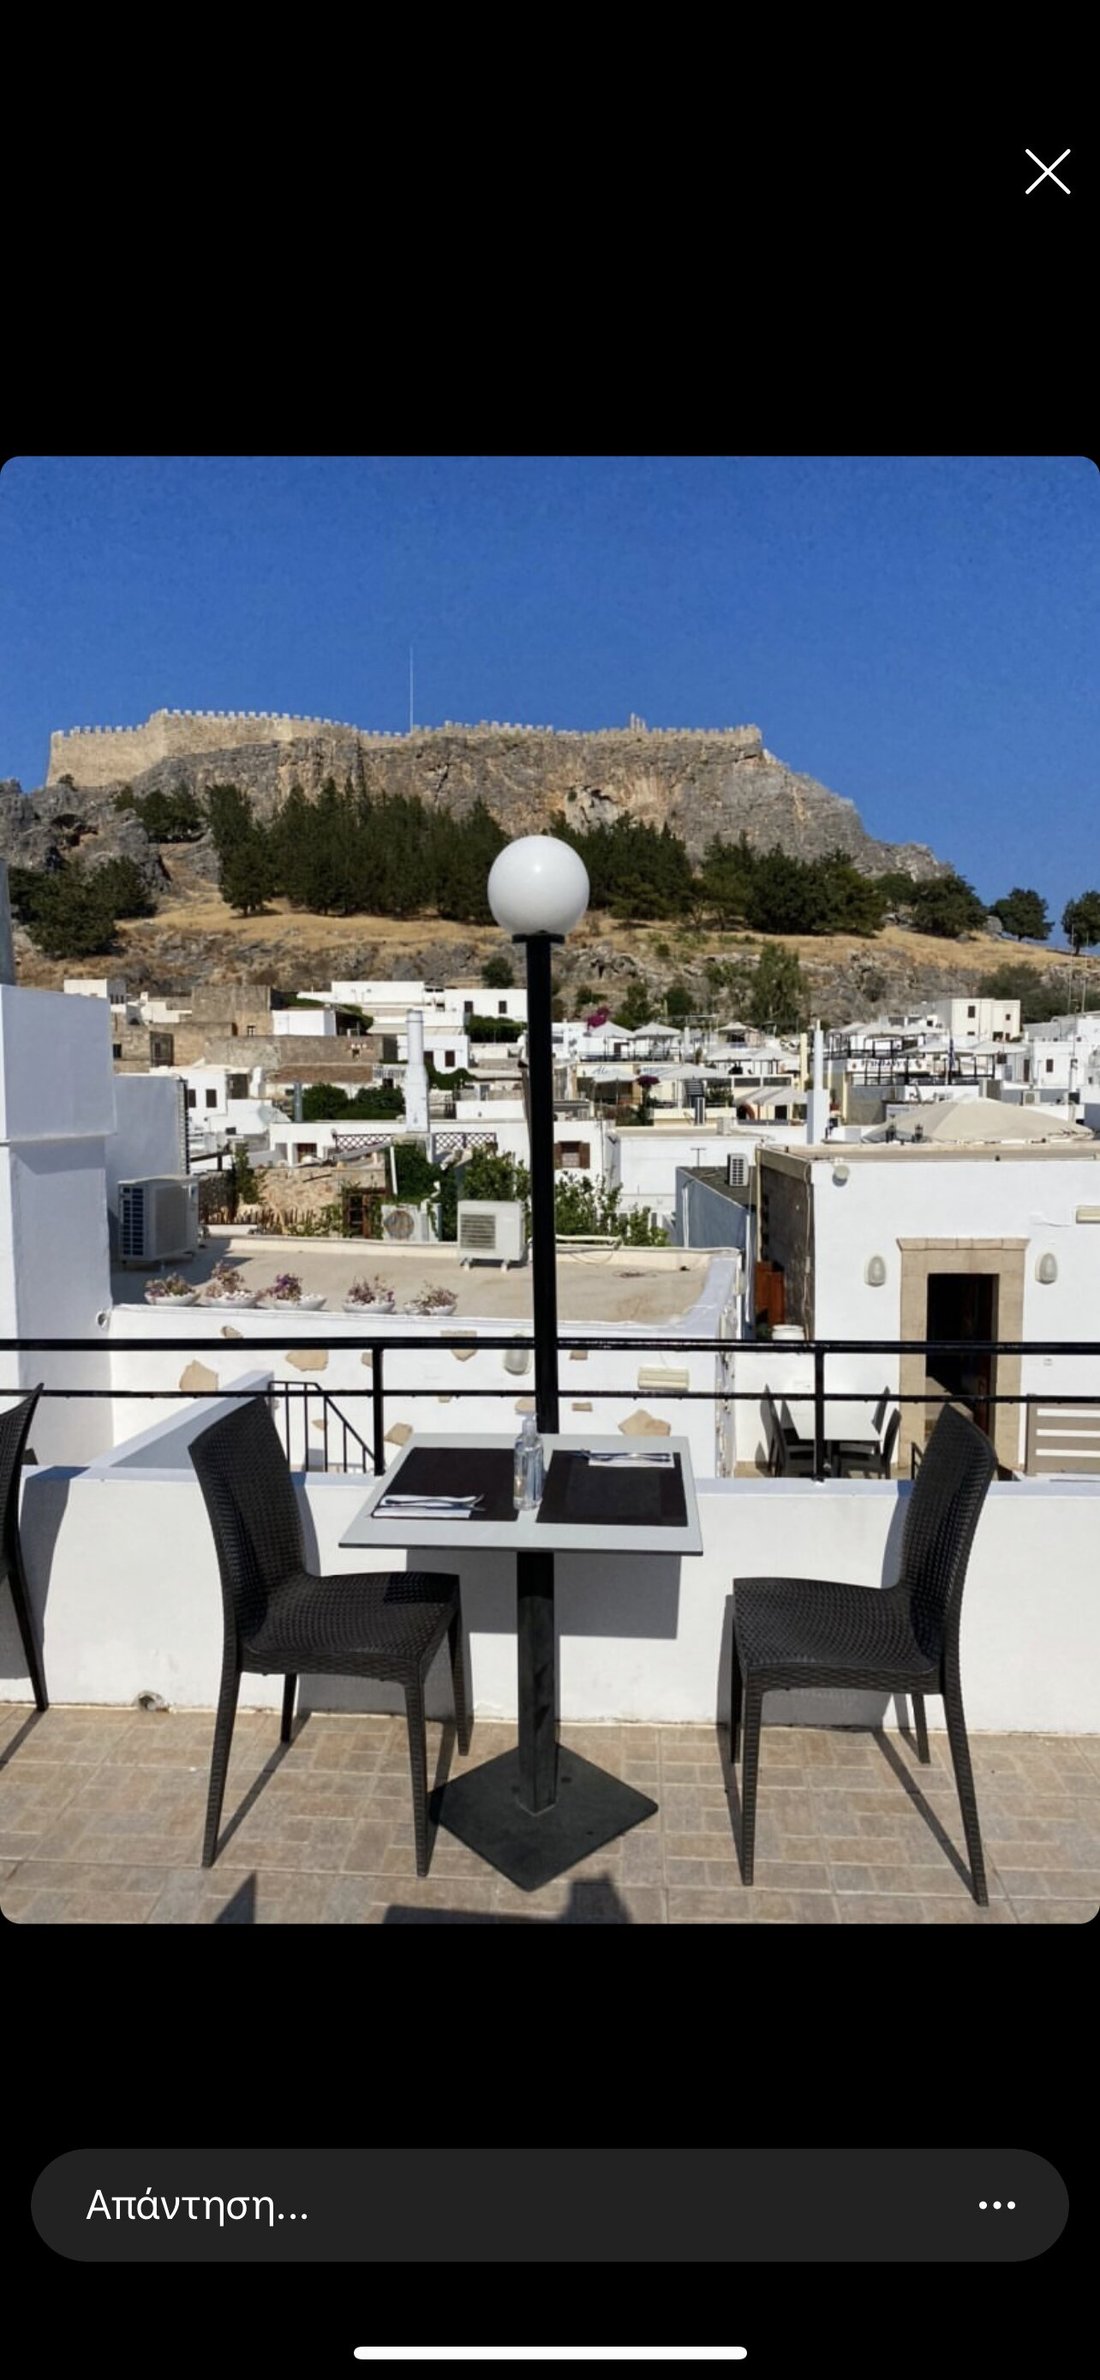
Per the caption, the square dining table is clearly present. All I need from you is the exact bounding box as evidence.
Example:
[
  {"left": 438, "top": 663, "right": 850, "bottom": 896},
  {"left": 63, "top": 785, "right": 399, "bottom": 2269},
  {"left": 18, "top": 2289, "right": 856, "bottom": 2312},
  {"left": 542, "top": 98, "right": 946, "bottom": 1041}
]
[
  {"left": 341, "top": 1430, "right": 703, "bottom": 1890},
  {"left": 779, "top": 1397, "right": 884, "bottom": 1472}
]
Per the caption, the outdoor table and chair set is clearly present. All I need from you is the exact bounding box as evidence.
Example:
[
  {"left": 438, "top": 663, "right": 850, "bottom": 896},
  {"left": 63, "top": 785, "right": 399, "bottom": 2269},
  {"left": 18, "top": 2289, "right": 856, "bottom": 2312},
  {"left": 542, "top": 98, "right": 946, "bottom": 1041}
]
[{"left": 1, "top": 1376, "right": 997, "bottom": 1906}]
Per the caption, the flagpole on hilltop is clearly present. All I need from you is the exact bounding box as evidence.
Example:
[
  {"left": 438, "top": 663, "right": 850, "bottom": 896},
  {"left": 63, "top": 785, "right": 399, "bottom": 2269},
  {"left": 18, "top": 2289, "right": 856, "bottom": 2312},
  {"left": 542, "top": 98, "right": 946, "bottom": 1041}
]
[{"left": 409, "top": 645, "right": 414, "bottom": 733}]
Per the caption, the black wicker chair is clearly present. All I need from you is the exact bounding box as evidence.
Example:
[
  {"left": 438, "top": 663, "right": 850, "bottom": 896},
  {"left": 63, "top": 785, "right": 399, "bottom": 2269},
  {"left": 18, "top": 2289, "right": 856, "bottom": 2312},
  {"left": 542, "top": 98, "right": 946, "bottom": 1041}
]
[
  {"left": 730, "top": 1400, "right": 997, "bottom": 1902},
  {"left": 0, "top": 1386, "right": 47, "bottom": 1711},
  {"left": 763, "top": 1386, "right": 815, "bottom": 1477},
  {"left": 189, "top": 1396, "right": 471, "bottom": 1873}
]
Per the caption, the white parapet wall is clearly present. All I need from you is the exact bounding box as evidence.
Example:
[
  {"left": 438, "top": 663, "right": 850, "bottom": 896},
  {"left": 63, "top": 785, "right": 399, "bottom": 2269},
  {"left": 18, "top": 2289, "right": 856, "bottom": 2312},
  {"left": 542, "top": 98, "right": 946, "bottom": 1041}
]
[{"left": 6, "top": 1415, "right": 1098, "bottom": 1731}]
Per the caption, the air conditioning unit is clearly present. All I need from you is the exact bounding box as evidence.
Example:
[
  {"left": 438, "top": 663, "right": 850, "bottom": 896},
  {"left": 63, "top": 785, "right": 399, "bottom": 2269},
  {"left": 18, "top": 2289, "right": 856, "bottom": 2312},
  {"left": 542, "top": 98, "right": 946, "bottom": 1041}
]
[
  {"left": 726, "top": 1154, "right": 749, "bottom": 1187},
  {"left": 379, "top": 1201, "right": 436, "bottom": 1244},
  {"left": 118, "top": 1176, "right": 200, "bottom": 1265},
  {"left": 457, "top": 1200, "right": 527, "bottom": 1267}
]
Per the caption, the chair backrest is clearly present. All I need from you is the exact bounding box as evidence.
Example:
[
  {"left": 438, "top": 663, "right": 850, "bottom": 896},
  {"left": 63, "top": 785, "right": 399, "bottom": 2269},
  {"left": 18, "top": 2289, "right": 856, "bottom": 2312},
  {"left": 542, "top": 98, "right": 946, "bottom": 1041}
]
[
  {"left": 0, "top": 1386, "right": 43, "bottom": 1576},
  {"left": 189, "top": 1395, "right": 306, "bottom": 1638},
  {"left": 880, "top": 1405, "right": 901, "bottom": 1472},
  {"left": 762, "top": 1386, "right": 783, "bottom": 1474},
  {"left": 899, "top": 1401, "right": 997, "bottom": 1664}
]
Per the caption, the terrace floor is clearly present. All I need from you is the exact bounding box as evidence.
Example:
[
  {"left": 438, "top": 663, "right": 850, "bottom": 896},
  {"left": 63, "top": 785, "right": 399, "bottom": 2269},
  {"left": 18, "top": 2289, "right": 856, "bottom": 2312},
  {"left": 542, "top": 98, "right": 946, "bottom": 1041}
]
[{"left": 1, "top": 1706, "right": 1097, "bottom": 1923}]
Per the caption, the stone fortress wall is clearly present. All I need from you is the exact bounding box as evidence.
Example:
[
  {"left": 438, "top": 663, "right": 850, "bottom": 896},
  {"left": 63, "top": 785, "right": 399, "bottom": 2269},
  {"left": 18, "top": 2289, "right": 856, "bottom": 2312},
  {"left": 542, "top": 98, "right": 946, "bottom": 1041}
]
[{"left": 48, "top": 709, "right": 765, "bottom": 789}]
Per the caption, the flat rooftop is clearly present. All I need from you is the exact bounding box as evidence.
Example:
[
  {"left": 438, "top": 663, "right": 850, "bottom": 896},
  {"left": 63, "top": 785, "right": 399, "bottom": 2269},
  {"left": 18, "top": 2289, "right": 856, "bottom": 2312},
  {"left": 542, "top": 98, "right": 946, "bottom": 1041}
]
[{"left": 111, "top": 1237, "right": 716, "bottom": 1324}]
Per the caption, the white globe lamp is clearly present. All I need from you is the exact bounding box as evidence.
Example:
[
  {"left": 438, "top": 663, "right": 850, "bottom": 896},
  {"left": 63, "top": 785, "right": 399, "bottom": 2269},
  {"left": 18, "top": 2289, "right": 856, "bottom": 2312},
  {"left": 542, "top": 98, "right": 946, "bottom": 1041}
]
[{"left": 487, "top": 836, "right": 590, "bottom": 939}]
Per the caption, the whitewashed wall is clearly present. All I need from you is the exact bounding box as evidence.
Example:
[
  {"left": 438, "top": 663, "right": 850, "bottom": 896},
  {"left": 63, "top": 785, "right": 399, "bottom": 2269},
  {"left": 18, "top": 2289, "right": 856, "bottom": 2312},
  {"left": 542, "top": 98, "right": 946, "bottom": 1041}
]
[
  {"left": 809, "top": 1152, "right": 1100, "bottom": 1461},
  {"left": 99, "top": 1288, "right": 734, "bottom": 1480}
]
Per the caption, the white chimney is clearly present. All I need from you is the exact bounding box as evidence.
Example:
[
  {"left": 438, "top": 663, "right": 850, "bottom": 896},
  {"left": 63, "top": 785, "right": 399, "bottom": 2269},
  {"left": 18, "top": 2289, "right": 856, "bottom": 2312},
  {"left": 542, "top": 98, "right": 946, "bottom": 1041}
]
[
  {"left": 404, "top": 1008, "right": 429, "bottom": 1133},
  {"left": 805, "top": 1018, "right": 830, "bottom": 1143}
]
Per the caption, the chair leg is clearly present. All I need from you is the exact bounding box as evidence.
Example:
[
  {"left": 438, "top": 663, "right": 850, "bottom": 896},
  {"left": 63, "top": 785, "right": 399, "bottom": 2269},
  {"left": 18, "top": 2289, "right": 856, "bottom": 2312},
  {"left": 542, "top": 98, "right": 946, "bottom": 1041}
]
[
  {"left": 403, "top": 1674, "right": 432, "bottom": 1878},
  {"left": 911, "top": 1691, "right": 930, "bottom": 1764},
  {"left": 739, "top": 1684, "right": 764, "bottom": 1885},
  {"left": 7, "top": 1550, "right": 48, "bottom": 1712},
  {"left": 203, "top": 1655, "right": 242, "bottom": 1868},
  {"left": 448, "top": 1608, "right": 472, "bottom": 1757},
  {"left": 943, "top": 1682, "right": 988, "bottom": 1906},
  {"left": 280, "top": 1673, "right": 297, "bottom": 1744},
  {"left": 729, "top": 1623, "right": 743, "bottom": 1765}
]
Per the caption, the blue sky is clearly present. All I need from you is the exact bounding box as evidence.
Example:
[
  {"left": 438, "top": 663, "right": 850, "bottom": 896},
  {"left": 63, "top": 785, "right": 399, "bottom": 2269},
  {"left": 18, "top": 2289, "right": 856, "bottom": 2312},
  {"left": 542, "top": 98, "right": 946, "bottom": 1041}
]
[{"left": 1, "top": 454, "right": 1096, "bottom": 937}]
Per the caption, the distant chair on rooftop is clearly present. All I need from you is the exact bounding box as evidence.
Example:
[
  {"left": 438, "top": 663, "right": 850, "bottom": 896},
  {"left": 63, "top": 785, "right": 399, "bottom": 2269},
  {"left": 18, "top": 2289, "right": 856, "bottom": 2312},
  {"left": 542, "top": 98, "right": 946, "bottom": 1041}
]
[{"left": 0, "top": 1385, "right": 48, "bottom": 1710}]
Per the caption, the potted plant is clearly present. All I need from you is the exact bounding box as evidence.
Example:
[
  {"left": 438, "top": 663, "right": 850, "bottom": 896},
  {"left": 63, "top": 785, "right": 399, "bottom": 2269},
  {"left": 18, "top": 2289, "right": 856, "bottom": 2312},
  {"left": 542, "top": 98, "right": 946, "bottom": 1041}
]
[
  {"left": 260, "top": 1272, "right": 326, "bottom": 1312},
  {"left": 202, "top": 1260, "right": 257, "bottom": 1309},
  {"left": 402, "top": 1283, "right": 459, "bottom": 1315},
  {"left": 144, "top": 1272, "right": 199, "bottom": 1306},
  {"left": 343, "top": 1276, "right": 396, "bottom": 1314}
]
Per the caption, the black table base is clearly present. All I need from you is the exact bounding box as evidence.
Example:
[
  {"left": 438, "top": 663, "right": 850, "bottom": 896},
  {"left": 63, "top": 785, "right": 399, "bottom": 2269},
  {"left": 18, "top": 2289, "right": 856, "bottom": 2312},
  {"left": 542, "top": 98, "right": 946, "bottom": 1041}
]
[
  {"left": 433, "top": 1543, "right": 657, "bottom": 1890},
  {"left": 434, "top": 1748, "right": 658, "bottom": 1893}
]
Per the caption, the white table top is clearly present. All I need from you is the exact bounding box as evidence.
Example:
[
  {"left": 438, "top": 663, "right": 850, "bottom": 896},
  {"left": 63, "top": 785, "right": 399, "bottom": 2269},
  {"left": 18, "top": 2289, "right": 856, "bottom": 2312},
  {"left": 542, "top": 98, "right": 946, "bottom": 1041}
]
[
  {"left": 780, "top": 1399, "right": 884, "bottom": 1445},
  {"left": 340, "top": 1432, "right": 704, "bottom": 1556}
]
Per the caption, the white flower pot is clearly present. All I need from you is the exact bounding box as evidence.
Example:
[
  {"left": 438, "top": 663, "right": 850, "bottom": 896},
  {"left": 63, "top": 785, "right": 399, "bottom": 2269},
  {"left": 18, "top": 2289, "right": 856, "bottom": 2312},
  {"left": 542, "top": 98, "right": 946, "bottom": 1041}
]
[
  {"left": 203, "top": 1293, "right": 257, "bottom": 1308},
  {"left": 144, "top": 1290, "right": 199, "bottom": 1306},
  {"left": 267, "top": 1293, "right": 327, "bottom": 1311}
]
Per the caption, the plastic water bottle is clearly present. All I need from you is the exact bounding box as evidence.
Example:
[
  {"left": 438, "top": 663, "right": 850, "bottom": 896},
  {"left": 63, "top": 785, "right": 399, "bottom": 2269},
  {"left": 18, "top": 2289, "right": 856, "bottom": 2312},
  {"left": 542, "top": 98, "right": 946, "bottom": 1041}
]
[{"left": 513, "top": 1411, "right": 545, "bottom": 1509}]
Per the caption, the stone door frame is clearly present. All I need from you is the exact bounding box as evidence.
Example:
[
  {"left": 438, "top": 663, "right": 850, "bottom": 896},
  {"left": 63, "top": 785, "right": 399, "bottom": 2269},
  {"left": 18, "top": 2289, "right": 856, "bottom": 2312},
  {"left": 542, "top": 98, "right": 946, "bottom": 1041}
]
[{"left": 897, "top": 1237, "right": 1026, "bottom": 1473}]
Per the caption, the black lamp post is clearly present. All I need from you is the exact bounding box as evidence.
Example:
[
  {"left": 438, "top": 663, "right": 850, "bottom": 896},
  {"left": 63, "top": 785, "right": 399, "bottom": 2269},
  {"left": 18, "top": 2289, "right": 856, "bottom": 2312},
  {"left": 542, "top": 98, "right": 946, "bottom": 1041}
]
[{"left": 487, "top": 834, "right": 591, "bottom": 1434}]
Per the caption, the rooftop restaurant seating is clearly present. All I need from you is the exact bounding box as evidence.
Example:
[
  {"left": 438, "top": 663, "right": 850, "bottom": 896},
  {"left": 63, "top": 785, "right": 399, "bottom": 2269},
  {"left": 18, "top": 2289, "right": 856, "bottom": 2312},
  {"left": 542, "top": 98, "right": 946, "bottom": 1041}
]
[
  {"left": 730, "top": 1400, "right": 998, "bottom": 1902},
  {"left": 189, "top": 1395, "right": 470, "bottom": 1874}
]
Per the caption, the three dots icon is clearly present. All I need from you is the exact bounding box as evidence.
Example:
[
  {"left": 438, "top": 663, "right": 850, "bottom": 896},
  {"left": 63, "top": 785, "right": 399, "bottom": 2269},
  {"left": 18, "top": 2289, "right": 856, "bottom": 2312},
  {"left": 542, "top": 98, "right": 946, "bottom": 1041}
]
[{"left": 978, "top": 2201, "right": 1016, "bottom": 2210}]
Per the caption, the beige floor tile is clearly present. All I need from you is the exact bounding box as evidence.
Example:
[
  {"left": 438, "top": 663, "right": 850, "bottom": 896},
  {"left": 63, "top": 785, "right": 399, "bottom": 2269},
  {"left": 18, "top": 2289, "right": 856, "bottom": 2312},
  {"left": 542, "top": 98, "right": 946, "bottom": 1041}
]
[
  {"left": 667, "top": 1888, "right": 755, "bottom": 1923},
  {"left": 1010, "top": 1898, "right": 1099, "bottom": 1924},
  {"left": 665, "top": 1857, "right": 744, "bottom": 1891},
  {"left": 620, "top": 1832, "right": 665, "bottom": 1885},
  {"left": 375, "top": 1876, "right": 499, "bottom": 1917},
  {"left": 748, "top": 1890, "right": 839, "bottom": 1922},
  {"left": 568, "top": 1884, "right": 665, "bottom": 1924}
]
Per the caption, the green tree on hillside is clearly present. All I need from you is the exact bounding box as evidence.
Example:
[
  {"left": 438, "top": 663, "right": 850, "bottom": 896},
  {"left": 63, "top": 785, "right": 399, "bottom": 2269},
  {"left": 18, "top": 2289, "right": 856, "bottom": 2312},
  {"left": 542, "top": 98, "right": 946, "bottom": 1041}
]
[
  {"left": 613, "top": 977, "right": 656, "bottom": 1029},
  {"left": 482, "top": 952, "right": 515, "bottom": 988},
  {"left": 87, "top": 857, "right": 156, "bottom": 918},
  {"left": 1062, "top": 892, "right": 1100, "bottom": 953},
  {"left": 747, "top": 944, "right": 807, "bottom": 1032},
  {"left": 976, "top": 963, "right": 1090, "bottom": 1023},
  {"left": 909, "top": 871, "right": 987, "bottom": 939},
  {"left": 8, "top": 865, "right": 119, "bottom": 958},
  {"left": 114, "top": 786, "right": 205, "bottom": 841},
  {"left": 699, "top": 832, "right": 757, "bottom": 925},
  {"left": 989, "top": 887, "right": 1051, "bottom": 941}
]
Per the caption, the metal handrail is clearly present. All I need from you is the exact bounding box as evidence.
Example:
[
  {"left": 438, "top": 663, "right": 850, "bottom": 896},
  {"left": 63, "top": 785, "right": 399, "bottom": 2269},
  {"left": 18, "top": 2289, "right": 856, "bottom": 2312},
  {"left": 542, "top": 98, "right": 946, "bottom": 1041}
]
[{"left": 2, "top": 1332, "right": 1098, "bottom": 1482}]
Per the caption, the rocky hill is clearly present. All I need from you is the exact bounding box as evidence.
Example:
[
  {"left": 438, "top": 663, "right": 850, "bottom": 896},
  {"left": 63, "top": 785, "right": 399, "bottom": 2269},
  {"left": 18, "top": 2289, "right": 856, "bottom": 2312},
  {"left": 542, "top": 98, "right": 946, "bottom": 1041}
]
[
  {"left": 9, "top": 711, "right": 1071, "bottom": 1021},
  {"left": 23, "top": 711, "right": 948, "bottom": 882}
]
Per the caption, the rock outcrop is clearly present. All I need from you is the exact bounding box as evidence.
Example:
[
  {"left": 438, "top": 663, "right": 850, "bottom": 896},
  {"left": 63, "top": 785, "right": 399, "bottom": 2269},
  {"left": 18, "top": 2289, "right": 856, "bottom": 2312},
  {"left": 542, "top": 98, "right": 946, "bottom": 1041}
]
[{"left": 31, "top": 713, "right": 946, "bottom": 879}]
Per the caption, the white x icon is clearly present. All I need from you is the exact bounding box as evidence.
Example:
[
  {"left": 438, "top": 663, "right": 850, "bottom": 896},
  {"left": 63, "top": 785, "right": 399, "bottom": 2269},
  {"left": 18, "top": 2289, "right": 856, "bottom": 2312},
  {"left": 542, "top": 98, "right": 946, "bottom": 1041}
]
[{"left": 1025, "top": 147, "right": 1070, "bottom": 193}]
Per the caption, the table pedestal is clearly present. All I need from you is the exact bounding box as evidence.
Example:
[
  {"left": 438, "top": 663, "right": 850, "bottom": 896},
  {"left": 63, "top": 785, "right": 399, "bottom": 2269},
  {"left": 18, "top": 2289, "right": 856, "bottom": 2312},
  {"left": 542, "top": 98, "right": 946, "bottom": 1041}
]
[{"left": 434, "top": 1547, "right": 658, "bottom": 1891}]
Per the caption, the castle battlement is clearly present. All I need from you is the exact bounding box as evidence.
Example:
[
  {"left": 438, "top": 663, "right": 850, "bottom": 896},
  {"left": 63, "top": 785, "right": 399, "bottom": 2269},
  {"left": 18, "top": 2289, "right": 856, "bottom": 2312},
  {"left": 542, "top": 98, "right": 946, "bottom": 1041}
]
[{"left": 46, "top": 709, "right": 764, "bottom": 788}]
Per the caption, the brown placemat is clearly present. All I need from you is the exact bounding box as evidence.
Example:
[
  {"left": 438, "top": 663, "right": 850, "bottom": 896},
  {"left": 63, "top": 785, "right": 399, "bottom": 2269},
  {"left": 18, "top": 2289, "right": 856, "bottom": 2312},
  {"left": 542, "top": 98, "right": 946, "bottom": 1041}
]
[
  {"left": 373, "top": 1445, "right": 517, "bottom": 1522},
  {"left": 536, "top": 1449, "right": 687, "bottom": 1527}
]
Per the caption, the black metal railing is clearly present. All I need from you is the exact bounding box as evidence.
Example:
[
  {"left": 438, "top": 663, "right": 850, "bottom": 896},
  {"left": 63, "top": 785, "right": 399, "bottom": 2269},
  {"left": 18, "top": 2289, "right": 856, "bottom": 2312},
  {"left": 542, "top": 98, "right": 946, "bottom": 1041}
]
[{"left": 2, "top": 1332, "right": 1099, "bottom": 1482}]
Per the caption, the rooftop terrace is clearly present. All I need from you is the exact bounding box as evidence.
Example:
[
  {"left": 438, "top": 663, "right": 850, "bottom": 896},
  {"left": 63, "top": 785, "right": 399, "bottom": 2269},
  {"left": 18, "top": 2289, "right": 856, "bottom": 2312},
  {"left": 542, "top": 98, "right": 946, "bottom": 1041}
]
[{"left": 2, "top": 1708, "right": 1095, "bottom": 1923}]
